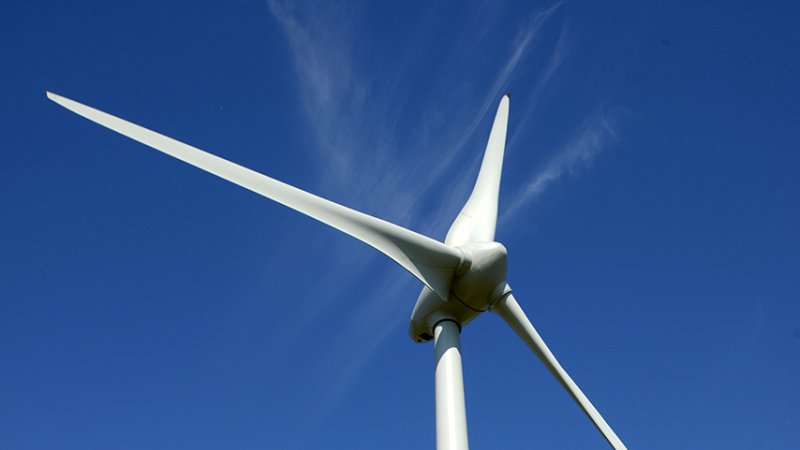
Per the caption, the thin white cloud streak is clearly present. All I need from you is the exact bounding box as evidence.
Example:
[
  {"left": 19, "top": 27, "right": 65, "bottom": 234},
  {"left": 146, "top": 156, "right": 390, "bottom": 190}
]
[
  {"left": 508, "top": 19, "right": 568, "bottom": 147},
  {"left": 265, "top": 1, "right": 365, "bottom": 176},
  {"left": 423, "top": 2, "right": 563, "bottom": 191},
  {"left": 501, "top": 109, "right": 621, "bottom": 223},
  {"left": 264, "top": 0, "right": 568, "bottom": 414},
  {"left": 487, "top": 2, "right": 562, "bottom": 113},
  {"left": 412, "top": 3, "right": 566, "bottom": 241},
  {"left": 265, "top": 0, "right": 564, "bottom": 314},
  {"left": 268, "top": 0, "right": 563, "bottom": 226}
]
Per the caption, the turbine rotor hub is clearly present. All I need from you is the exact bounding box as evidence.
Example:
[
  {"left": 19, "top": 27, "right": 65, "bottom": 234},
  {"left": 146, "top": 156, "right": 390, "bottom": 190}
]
[
  {"left": 409, "top": 242, "right": 510, "bottom": 342},
  {"left": 451, "top": 242, "right": 508, "bottom": 310}
]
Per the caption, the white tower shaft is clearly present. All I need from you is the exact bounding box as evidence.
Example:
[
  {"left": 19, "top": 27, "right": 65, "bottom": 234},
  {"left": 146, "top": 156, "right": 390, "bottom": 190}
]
[{"left": 434, "top": 320, "right": 469, "bottom": 450}]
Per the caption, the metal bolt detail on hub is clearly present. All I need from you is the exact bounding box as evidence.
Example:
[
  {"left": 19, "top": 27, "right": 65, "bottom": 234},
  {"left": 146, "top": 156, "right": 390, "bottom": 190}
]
[{"left": 48, "top": 91, "right": 627, "bottom": 450}]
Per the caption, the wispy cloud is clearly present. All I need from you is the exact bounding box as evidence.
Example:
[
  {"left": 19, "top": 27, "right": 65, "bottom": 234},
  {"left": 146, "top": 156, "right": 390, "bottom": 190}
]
[
  {"left": 266, "top": 1, "right": 367, "bottom": 176},
  {"left": 509, "top": 19, "right": 569, "bottom": 145},
  {"left": 267, "top": 1, "right": 564, "bottom": 223},
  {"left": 428, "top": 3, "right": 563, "bottom": 187},
  {"left": 501, "top": 108, "right": 623, "bottom": 223},
  {"left": 487, "top": 2, "right": 563, "bottom": 110},
  {"left": 264, "top": 0, "right": 569, "bottom": 416}
]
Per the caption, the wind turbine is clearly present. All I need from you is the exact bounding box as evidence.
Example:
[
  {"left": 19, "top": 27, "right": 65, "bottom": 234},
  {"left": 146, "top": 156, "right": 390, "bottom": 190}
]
[{"left": 47, "top": 91, "right": 627, "bottom": 450}]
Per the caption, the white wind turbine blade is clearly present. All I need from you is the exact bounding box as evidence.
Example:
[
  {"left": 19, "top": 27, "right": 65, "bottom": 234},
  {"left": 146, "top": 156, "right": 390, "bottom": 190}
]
[
  {"left": 445, "top": 94, "right": 509, "bottom": 247},
  {"left": 492, "top": 291, "right": 627, "bottom": 450},
  {"left": 47, "top": 91, "right": 463, "bottom": 299}
]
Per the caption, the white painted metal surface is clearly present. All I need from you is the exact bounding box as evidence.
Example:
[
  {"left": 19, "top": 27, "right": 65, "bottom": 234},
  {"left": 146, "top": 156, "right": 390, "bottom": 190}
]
[
  {"left": 46, "top": 91, "right": 461, "bottom": 300},
  {"left": 445, "top": 94, "right": 509, "bottom": 247},
  {"left": 434, "top": 320, "right": 469, "bottom": 450}
]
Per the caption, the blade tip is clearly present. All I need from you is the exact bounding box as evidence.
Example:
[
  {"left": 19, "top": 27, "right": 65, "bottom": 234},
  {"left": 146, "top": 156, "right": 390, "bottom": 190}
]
[{"left": 46, "top": 90, "right": 61, "bottom": 102}]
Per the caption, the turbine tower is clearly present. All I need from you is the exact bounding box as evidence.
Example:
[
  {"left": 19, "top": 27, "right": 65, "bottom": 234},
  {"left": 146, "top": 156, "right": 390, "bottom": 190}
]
[{"left": 48, "top": 91, "right": 627, "bottom": 450}]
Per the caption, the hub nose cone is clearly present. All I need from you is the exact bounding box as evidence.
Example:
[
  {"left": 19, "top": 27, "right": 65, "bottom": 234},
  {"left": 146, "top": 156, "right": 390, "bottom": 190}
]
[{"left": 451, "top": 242, "right": 508, "bottom": 311}]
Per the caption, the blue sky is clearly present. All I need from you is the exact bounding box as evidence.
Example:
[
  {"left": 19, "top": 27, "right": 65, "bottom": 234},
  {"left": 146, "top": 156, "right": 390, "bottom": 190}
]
[{"left": 2, "top": 0, "right": 799, "bottom": 448}]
